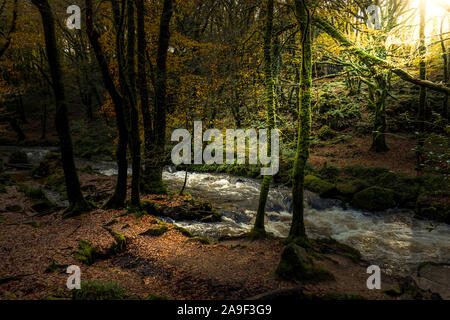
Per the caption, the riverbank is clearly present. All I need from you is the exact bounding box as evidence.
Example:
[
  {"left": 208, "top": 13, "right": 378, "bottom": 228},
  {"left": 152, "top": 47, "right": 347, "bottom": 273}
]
[{"left": 0, "top": 201, "right": 443, "bottom": 300}]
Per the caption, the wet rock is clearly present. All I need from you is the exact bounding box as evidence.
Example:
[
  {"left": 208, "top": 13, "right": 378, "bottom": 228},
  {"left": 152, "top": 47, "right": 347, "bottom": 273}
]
[
  {"left": 352, "top": 187, "right": 397, "bottom": 211},
  {"left": 140, "top": 225, "right": 169, "bottom": 237},
  {"left": 306, "top": 192, "right": 343, "bottom": 210}
]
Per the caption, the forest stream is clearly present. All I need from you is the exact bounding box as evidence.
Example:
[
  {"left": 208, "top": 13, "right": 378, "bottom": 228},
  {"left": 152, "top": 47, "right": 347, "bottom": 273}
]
[{"left": 2, "top": 146, "right": 450, "bottom": 276}]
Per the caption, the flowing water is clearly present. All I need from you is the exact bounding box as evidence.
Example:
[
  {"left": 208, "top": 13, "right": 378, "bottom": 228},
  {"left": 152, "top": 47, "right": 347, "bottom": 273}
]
[{"left": 1, "top": 147, "right": 449, "bottom": 274}]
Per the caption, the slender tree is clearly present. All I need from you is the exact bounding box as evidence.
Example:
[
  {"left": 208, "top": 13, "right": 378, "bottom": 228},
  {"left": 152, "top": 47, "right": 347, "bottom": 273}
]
[
  {"left": 86, "top": 0, "right": 129, "bottom": 209},
  {"left": 289, "top": 0, "right": 312, "bottom": 241},
  {"left": 141, "top": 0, "right": 174, "bottom": 195},
  {"left": 125, "top": 0, "right": 142, "bottom": 207},
  {"left": 32, "top": 0, "right": 92, "bottom": 216},
  {"left": 440, "top": 16, "right": 448, "bottom": 119},
  {"left": 252, "top": 0, "right": 276, "bottom": 237},
  {"left": 417, "top": 0, "right": 427, "bottom": 173}
]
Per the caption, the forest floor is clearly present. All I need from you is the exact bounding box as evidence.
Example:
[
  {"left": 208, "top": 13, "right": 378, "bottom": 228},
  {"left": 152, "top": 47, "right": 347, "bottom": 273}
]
[{"left": 0, "top": 176, "right": 440, "bottom": 300}]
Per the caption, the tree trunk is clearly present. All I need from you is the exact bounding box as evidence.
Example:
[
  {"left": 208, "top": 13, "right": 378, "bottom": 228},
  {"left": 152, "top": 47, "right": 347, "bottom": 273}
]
[
  {"left": 125, "top": 0, "right": 142, "bottom": 208},
  {"left": 136, "top": 0, "right": 154, "bottom": 194},
  {"left": 86, "top": 0, "right": 128, "bottom": 209},
  {"left": 141, "top": 0, "right": 174, "bottom": 195},
  {"left": 32, "top": 0, "right": 91, "bottom": 217},
  {"left": 289, "top": 0, "right": 311, "bottom": 241},
  {"left": 440, "top": 16, "right": 449, "bottom": 120},
  {"left": 417, "top": 0, "right": 427, "bottom": 173},
  {"left": 252, "top": 0, "right": 276, "bottom": 237}
]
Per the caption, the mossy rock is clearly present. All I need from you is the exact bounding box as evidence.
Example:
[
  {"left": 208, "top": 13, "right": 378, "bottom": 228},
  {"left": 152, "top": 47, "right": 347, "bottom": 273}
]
[
  {"left": 73, "top": 240, "right": 97, "bottom": 265},
  {"left": 109, "top": 232, "right": 127, "bottom": 254},
  {"left": 416, "top": 194, "right": 450, "bottom": 224},
  {"left": 336, "top": 179, "right": 368, "bottom": 196},
  {"left": 31, "top": 152, "right": 62, "bottom": 178},
  {"left": 186, "top": 236, "right": 212, "bottom": 245},
  {"left": 140, "top": 225, "right": 169, "bottom": 237},
  {"left": 317, "top": 125, "right": 336, "bottom": 141},
  {"left": 304, "top": 175, "right": 337, "bottom": 197},
  {"left": 343, "top": 165, "right": 391, "bottom": 183},
  {"left": 173, "top": 225, "right": 193, "bottom": 237},
  {"left": 318, "top": 163, "right": 340, "bottom": 181},
  {"left": 8, "top": 151, "right": 28, "bottom": 164},
  {"left": 72, "top": 280, "right": 130, "bottom": 300},
  {"left": 44, "top": 172, "right": 67, "bottom": 197},
  {"left": 352, "top": 187, "right": 397, "bottom": 211},
  {"left": 19, "top": 184, "right": 47, "bottom": 201},
  {"left": 314, "top": 238, "right": 362, "bottom": 262},
  {"left": 275, "top": 243, "right": 334, "bottom": 283}
]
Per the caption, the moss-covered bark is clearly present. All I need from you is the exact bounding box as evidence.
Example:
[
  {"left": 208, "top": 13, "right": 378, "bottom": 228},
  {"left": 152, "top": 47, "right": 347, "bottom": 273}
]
[
  {"left": 417, "top": 0, "right": 427, "bottom": 172},
  {"left": 252, "top": 0, "right": 276, "bottom": 236},
  {"left": 289, "top": 0, "right": 311, "bottom": 241}
]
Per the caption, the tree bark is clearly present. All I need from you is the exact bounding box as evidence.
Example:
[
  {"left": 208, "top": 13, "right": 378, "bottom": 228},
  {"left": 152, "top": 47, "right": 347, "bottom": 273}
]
[
  {"left": 32, "top": 0, "right": 91, "bottom": 216},
  {"left": 253, "top": 0, "right": 276, "bottom": 237},
  {"left": 141, "top": 0, "right": 174, "bottom": 195},
  {"left": 125, "top": 0, "right": 142, "bottom": 207},
  {"left": 85, "top": 0, "right": 128, "bottom": 209},
  {"left": 289, "top": 0, "right": 311, "bottom": 241}
]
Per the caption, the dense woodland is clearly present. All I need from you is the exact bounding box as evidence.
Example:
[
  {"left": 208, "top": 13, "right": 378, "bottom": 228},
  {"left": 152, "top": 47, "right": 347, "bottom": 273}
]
[{"left": 0, "top": 0, "right": 449, "bottom": 301}]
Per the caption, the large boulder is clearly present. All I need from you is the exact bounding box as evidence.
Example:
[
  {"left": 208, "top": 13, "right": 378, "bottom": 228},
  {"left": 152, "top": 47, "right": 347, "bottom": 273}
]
[
  {"left": 352, "top": 186, "right": 397, "bottom": 211},
  {"left": 275, "top": 243, "right": 334, "bottom": 282},
  {"left": 304, "top": 175, "right": 337, "bottom": 198}
]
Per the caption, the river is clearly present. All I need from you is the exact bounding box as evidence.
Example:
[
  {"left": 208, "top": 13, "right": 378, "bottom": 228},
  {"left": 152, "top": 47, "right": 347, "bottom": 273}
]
[{"left": 2, "top": 146, "right": 450, "bottom": 275}]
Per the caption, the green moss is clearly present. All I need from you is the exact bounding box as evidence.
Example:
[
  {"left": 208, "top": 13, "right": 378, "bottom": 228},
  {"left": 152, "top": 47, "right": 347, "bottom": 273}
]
[
  {"left": 44, "top": 172, "right": 67, "bottom": 199},
  {"left": 173, "top": 225, "right": 193, "bottom": 237},
  {"left": 72, "top": 280, "right": 130, "bottom": 300},
  {"left": 140, "top": 225, "right": 169, "bottom": 237},
  {"left": 73, "top": 240, "right": 97, "bottom": 265},
  {"left": 9, "top": 151, "right": 28, "bottom": 164},
  {"left": 336, "top": 179, "right": 368, "bottom": 196},
  {"left": 318, "top": 163, "right": 340, "bottom": 181},
  {"left": 186, "top": 236, "right": 212, "bottom": 245},
  {"left": 246, "top": 229, "right": 268, "bottom": 240},
  {"left": 352, "top": 186, "right": 397, "bottom": 211},
  {"left": 275, "top": 243, "right": 334, "bottom": 283},
  {"left": 0, "top": 216, "right": 5, "bottom": 223},
  {"left": 110, "top": 232, "right": 127, "bottom": 254},
  {"left": 304, "top": 175, "right": 336, "bottom": 197}
]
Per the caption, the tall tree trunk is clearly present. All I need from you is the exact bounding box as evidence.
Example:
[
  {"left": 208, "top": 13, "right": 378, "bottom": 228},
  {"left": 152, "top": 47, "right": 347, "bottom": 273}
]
[
  {"left": 252, "top": 0, "right": 276, "bottom": 237},
  {"left": 32, "top": 0, "right": 91, "bottom": 217},
  {"left": 136, "top": 0, "right": 154, "bottom": 193},
  {"left": 417, "top": 0, "right": 427, "bottom": 173},
  {"left": 440, "top": 16, "right": 449, "bottom": 120},
  {"left": 125, "top": 0, "right": 141, "bottom": 207},
  {"left": 86, "top": 0, "right": 128, "bottom": 209},
  {"left": 289, "top": 0, "right": 311, "bottom": 241},
  {"left": 141, "top": 0, "right": 174, "bottom": 195}
]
